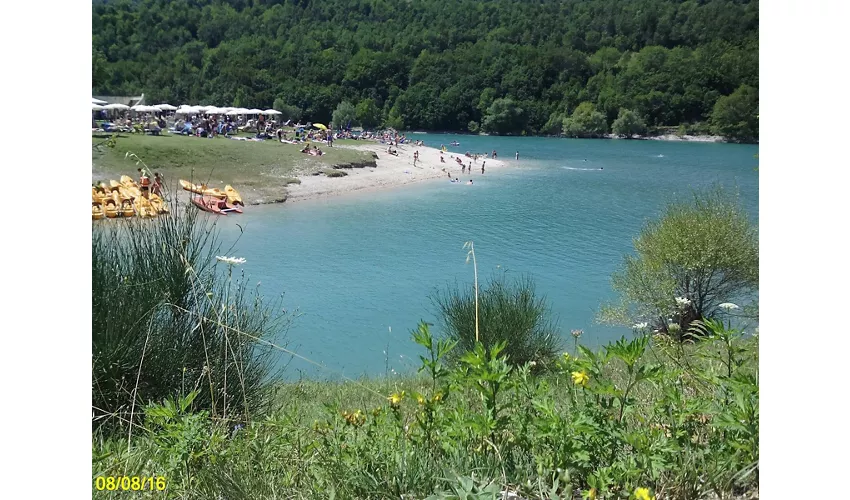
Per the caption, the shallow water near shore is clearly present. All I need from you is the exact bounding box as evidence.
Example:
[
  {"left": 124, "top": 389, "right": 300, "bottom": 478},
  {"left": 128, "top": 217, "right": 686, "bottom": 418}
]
[{"left": 214, "top": 135, "right": 759, "bottom": 379}]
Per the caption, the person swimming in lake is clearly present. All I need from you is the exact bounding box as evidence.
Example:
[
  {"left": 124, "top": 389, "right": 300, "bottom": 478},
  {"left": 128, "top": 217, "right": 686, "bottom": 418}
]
[
  {"left": 467, "top": 179, "right": 473, "bottom": 185},
  {"left": 481, "top": 163, "right": 485, "bottom": 174}
]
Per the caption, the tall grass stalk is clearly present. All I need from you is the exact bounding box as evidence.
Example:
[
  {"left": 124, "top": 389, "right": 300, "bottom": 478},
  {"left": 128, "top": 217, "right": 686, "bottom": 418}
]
[{"left": 463, "top": 241, "right": 480, "bottom": 342}]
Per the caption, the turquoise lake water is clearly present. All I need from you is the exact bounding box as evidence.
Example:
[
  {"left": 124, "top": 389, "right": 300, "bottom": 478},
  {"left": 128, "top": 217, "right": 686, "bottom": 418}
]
[{"left": 214, "top": 135, "right": 759, "bottom": 379}]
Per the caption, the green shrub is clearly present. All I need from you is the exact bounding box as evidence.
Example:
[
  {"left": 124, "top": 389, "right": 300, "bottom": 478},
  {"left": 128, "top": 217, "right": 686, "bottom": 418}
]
[
  {"left": 430, "top": 274, "right": 562, "bottom": 367},
  {"left": 325, "top": 169, "right": 348, "bottom": 177},
  {"left": 92, "top": 206, "right": 289, "bottom": 433},
  {"left": 600, "top": 188, "right": 758, "bottom": 337}
]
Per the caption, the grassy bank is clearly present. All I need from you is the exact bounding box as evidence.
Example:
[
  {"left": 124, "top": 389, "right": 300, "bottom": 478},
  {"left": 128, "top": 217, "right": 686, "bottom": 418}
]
[
  {"left": 91, "top": 134, "right": 375, "bottom": 204},
  {"left": 93, "top": 321, "right": 758, "bottom": 500}
]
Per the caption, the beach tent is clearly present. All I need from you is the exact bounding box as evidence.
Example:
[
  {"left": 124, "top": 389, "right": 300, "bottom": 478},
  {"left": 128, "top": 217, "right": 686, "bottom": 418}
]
[{"left": 313, "top": 123, "right": 328, "bottom": 130}]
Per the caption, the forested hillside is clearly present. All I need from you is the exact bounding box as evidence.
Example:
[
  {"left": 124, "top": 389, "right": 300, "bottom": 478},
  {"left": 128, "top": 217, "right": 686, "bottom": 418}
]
[{"left": 92, "top": 0, "right": 759, "bottom": 140}]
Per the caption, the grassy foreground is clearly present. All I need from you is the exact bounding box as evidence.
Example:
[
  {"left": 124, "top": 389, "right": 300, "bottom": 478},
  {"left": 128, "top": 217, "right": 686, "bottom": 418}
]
[
  {"left": 91, "top": 134, "right": 374, "bottom": 204},
  {"left": 93, "top": 321, "right": 758, "bottom": 500}
]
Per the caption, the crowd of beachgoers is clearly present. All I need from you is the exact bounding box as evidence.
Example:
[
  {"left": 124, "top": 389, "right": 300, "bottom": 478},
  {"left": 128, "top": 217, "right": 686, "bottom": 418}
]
[{"left": 92, "top": 108, "right": 517, "bottom": 203}]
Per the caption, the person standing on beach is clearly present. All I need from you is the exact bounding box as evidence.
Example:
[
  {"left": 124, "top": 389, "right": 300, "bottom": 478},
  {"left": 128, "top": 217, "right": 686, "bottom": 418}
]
[
  {"left": 152, "top": 173, "right": 164, "bottom": 197},
  {"left": 138, "top": 168, "right": 151, "bottom": 198},
  {"left": 468, "top": 161, "right": 472, "bottom": 173},
  {"left": 515, "top": 151, "right": 519, "bottom": 160},
  {"left": 492, "top": 150, "right": 497, "bottom": 159},
  {"left": 481, "top": 163, "right": 485, "bottom": 174}
]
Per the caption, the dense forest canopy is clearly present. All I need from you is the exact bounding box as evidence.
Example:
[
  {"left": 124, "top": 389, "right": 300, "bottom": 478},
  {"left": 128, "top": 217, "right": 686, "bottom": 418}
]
[{"left": 92, "top": 0, "right": 759, "bottom": 140}]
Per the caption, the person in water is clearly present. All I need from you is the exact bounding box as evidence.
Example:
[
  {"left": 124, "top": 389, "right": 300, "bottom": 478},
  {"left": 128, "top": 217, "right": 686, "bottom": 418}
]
[
  {"left": 467, "top": 179, "right": 473, "bottom": 185},
  {"left": 515, "top": 151, "right": 519, "bottom": 160},
  {"left": 481, "top": 163, "right": 485, "bottom": 174}
]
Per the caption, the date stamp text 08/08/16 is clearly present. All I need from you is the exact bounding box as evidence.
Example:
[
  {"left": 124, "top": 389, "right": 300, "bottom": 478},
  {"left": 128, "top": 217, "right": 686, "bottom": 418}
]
[{"left": 94, "top": 476, "right": 167, "bottom": 491}]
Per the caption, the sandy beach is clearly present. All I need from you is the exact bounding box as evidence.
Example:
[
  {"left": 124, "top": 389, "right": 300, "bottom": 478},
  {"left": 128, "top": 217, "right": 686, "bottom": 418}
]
[{"left": 284, "top": 142, "right": 507, "bottom": 202}]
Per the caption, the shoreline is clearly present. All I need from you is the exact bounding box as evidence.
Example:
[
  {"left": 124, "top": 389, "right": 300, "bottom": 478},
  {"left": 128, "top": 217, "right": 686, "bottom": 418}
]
[
  {"left": 380, "top": 130, "right": 746, "bottom": 144},
  {"left": 283, "top": 143, "right": 508, "bottom": 203}
]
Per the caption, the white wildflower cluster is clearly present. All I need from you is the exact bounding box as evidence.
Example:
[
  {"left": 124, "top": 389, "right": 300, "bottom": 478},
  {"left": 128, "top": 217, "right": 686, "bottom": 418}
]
[
  {"left": 718, "top": 302, "right": 739, "bottom": 311},
  {"left": 675, "top": 296, "right": 692, "bottom": 307},
  {"left": 632, "top": 322, "right": 649, "bottom": 330}
]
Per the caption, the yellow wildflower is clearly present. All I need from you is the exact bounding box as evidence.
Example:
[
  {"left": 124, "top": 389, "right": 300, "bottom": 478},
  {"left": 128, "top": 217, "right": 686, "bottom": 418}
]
[
  {"left": 571, "top": 370, "right": 590, "bottom": 387},
  {"left": 342, "top": 409, "right": 366, "bottom": 427},
  {"left": 387, "top": 391, "right": 405, "bottom": 408},
  {"left": 416, "top": 394, "right": 426, "bottom": 405},
  {"left": 633, "top": 487, "right": 655, "bottom": 500},
  {"left": 432, "top": 392, "right": 443, "bottom": 402},
  {"left": 587, "top": 488, "right": 597, "bottom": 500}
]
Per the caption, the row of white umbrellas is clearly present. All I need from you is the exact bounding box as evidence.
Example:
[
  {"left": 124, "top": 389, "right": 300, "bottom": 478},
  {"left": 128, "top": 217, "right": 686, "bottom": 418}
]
[
  {"left": 91, "top": 98, "right": 280, "bottom": 116},
  {"left": 175, "top": 105, "right": 281, "bottom": 116},
  {"left": 92, "top": 102, "right": 177, "bottom": 112}
]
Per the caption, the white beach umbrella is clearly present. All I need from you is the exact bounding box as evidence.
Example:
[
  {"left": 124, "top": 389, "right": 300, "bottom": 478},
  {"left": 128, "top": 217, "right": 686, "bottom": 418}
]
[
  {"left": 226, "top": 109, "right": 241, "bottom": 116},
  {"left": 92, "top": 103, "right": 105, "bottom": 111},
  {"left": 104, "top": 103, "right": 130, "bottom": 110},
  {"left": 156, "top": 103, "right": 177, "bottom": 111},
  {"left": 248, "top": 108, "right": 263, "bottom": 114},
  {"left": 264, "top": 109, "right": 281, "bottom": 115},
  {"left": 92, "top": 97, "right": 107, "bottom": 105}
]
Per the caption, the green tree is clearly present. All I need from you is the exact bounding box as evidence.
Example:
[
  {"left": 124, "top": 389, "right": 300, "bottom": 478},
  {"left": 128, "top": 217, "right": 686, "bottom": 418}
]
[
  {"left": 355, "top": 98, "right": 382, "bottom": 129},
  {"left": 710, "top": 84, "right": 759, "bottom": 142},
  {"left": 600, "top": 189, "right": 759, "bottom": 338},
  {"left": 92, "top": 48, "right": 108, "bottom": 89},
  {"left": 272, "top": 98, "right": 303, "bottom": 122},
  {"left": 611, "top": 108, "right": 648, "bottom": 138},
  {"left": 541, "top": 111, "right": 567, "bottom": 135},
  {"left": 331, "top": 100, "right": 357, "bottom": 129},
  {"left": 385, "top": 105, "right": 404, "bottom": 130},
  {"left": 562, "top": 102, "right": 608, "bottom": 138},
  {"left": 467, "top": 120, "right": 480, "bottom": 133},
  {"left": 481, "top": 98, "right": 526, "bottom": 135}
]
